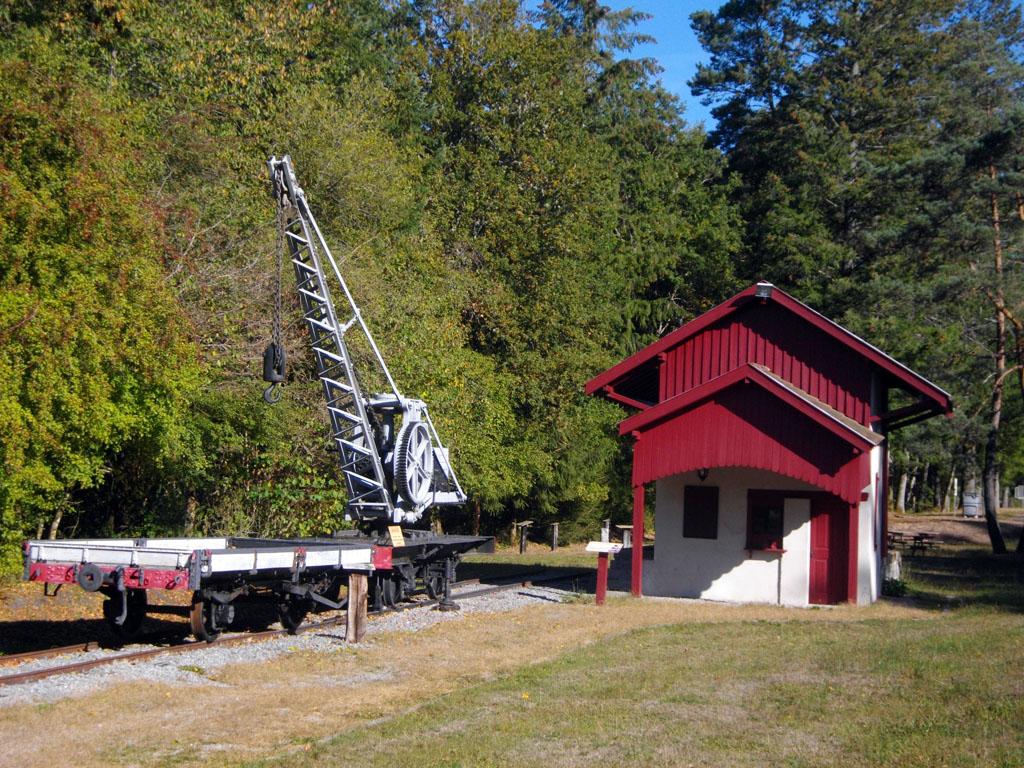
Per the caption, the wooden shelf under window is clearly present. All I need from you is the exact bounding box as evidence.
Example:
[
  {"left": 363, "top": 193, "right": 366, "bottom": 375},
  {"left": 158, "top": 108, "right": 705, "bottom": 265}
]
[{"left": 746, "top": 546, "right": 787, "bottom": 556}]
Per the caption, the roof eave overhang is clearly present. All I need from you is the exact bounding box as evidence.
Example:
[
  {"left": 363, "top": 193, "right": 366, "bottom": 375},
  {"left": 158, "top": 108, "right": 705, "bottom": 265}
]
[{"left": 875, "top": 401, "right": 950, "bottom": 432}]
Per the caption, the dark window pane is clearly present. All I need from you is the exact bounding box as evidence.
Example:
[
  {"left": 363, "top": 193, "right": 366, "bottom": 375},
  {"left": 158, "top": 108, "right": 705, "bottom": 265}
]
[
  {"left": 747, "top": 496, "right": 784, "bottom": 550},
  {"left": 684, "top": 485, "right": 718, "bottom": 539}
]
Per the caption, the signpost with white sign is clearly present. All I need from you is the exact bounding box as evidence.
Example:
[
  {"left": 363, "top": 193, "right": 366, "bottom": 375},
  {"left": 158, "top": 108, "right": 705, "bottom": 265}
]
[{"left": 586, "top": 541, "right": 623, "bottom": 605}]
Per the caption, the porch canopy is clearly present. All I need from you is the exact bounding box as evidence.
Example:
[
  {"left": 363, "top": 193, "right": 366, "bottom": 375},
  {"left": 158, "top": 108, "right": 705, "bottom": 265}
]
[{"left": 620, "top": 363, "right": 883, "bottom": 505}]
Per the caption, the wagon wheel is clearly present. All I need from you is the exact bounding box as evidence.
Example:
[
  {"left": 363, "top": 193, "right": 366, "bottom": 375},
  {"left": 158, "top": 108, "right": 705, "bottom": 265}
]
[
  {"left": 424, "top": 571, "right": 444, "bottom": 600},
  {"left": 369, "top": 572, "right": 398, "bottom": 610},
  {"left": 381, "top": 574, "right": 398, "bottom": 609},
  {"left": 278, "top": 596, "right": 309, "bottom": 634},
  {"left": 392, "top": 573, "right": 408, "bottom": 604},
  {"left": 102, "top": 589, "right": 148, "bottom": 639},
  {"left": 189, "top": 591, "right": 220, "bottom": 643}
]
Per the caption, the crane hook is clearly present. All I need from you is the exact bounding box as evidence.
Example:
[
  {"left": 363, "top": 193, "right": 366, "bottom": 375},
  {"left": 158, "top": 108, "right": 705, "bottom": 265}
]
[
  {"left": 261, "top": 342, "right": 286, "bottom": 405},
  {"left": 263, "top": 382, "right": 283, "bottom": 404}
]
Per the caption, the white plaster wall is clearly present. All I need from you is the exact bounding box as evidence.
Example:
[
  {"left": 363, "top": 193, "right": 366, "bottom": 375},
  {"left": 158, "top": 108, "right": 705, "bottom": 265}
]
[
  {"left": 781, "top": 498, "right": 811, "bottom": 606},
  {"left": 646, "top": 468, "right": 818, "bottom": 605},
  {"left": 857, "top": 444, "right": 884, "bottom": 604}
]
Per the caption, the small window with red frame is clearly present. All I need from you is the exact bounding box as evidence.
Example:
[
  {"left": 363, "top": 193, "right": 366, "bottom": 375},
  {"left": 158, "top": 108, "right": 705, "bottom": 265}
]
[{"left": 747, "top": 498, "right": 784, "bottom": 551}]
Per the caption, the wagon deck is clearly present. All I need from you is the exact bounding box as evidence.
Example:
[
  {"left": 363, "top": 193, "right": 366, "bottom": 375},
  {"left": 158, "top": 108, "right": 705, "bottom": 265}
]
[{"left": 24, "top": 536, "right": 377, "bottom": 593}]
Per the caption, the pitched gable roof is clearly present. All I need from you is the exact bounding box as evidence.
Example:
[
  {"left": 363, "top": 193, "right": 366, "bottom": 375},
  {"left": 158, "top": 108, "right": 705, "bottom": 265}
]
[{"left": 586, "top": 282, "right": 952, "bottom": 424}]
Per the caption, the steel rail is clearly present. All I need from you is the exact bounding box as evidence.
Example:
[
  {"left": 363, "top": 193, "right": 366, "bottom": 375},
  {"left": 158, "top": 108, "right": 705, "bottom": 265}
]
[
  {"left": 0, "top": 568, "right": 591, "bottom": 688},
  {"left": 0, "top": 642, "right": 100, "bottom": 667}
]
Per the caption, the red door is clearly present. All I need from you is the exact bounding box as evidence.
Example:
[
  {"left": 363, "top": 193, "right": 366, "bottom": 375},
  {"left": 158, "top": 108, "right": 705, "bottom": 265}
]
[{"left": 810, "top": 496, "right": 849, "bottom": 604}]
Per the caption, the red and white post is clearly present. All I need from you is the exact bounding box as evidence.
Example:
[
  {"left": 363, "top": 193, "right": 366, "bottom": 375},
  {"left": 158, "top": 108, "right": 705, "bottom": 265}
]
[{"left": 586, "top": 541, "right": 622, "bottom": 606}]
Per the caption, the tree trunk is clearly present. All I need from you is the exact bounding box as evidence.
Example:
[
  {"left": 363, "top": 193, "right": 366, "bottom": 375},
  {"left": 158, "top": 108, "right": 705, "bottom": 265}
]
[
  {"left": 897, "top": 472, "right": 909, "bottom": 514},
  {"left": 1015, "top": 194, "right": 1024, "bottom": 401},
  {"left": 983, "top": 434, "right": 1006, "bottom": 553},
  {"left": 942, "top": 472, "right": 955, "bottom": 514},
  {"left": 915, "top": 463, "right": 929, "bottom": 512},
  {"left": 184, "top": 496, "right": 198, "bottom": 537},
  {"left": 907, "top": 472, "right": 918, "bottom": 512},
  {"left": 47, "top": 507, "right": 63, "bottom": 540},
  {"left": 983, "top": 171, "right": 1008, "bottom": 554},
  {"left": 472, "top": 499, "right": 481, "bottom": 537}
]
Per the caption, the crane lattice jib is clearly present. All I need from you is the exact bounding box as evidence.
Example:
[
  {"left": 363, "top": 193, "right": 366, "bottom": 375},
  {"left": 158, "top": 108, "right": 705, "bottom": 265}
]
[{"left": 267, "top": 156, "right": 466, "bottom": 527}]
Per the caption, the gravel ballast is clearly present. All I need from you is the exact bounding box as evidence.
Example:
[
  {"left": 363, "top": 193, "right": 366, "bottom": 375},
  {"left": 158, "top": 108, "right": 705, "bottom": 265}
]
[{"left": 0, "top": 583, "right": 581, "bottom": 708}]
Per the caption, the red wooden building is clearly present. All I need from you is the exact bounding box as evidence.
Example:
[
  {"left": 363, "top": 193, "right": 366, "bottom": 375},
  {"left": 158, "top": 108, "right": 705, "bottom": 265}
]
[{"left": 586, "top": 282, "right": 951, "bottom": 605}]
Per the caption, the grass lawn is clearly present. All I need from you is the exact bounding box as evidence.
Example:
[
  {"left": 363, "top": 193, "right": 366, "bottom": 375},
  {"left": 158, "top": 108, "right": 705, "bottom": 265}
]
[
  {"left": 245, "top": 548, "right": 1024, "bottom": 768},
  {"left": 463, "top": 542, "right": 597, "bottom": 570}
]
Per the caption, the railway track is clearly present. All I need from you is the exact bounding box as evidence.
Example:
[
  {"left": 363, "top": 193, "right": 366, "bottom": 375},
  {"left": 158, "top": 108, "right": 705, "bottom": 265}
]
[{"left": 0, "top": 568, "right": 590, "bottom": 688}]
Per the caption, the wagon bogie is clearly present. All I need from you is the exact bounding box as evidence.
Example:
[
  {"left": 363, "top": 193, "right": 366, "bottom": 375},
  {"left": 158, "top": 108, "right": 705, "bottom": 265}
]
[{"left": 189, "top": 591, "right": 232, "bottom": 643}]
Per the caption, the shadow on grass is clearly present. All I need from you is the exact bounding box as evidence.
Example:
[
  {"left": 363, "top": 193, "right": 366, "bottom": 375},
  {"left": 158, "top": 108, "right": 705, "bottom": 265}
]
[{"left": 903, "top": 547, "right": 1024, "bottom": 613}]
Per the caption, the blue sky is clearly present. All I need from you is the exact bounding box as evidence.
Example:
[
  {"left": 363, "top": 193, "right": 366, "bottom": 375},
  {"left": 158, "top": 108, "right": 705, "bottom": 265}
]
[{"left": 604, "top": 0, "right": 723, "bottom": 129}]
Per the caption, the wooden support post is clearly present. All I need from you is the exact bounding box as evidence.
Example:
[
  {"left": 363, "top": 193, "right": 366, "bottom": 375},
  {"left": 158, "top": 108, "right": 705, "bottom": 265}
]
[
  {"left": 346, "top": 572, "right": 368, "bottom": 643},
  {"left": 596, "top": 552, "right": 609, "bottom": 606},
  {"left": 519, "top": 524, "right": 528, "bottom": 554},
  {"left": 631, "top": 484, "right": 644, "bottom": 597},
  {"left": 550, "top": 522, "right": 559, "bottom": 551}
]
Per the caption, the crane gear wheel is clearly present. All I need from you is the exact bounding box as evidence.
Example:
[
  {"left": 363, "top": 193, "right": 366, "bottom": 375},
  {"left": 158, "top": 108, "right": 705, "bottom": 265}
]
[{"left": 394, "top": 421, "right": 434, "bottom": 507}]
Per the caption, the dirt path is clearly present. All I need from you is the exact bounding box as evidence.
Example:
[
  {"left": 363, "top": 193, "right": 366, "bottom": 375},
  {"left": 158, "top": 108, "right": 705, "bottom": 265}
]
[
  {"left": 0, "top": 595, "right": 934, "bottom": 768},
  {"left": 889, "top": 509, "right": 1024, "bottom": 547}
]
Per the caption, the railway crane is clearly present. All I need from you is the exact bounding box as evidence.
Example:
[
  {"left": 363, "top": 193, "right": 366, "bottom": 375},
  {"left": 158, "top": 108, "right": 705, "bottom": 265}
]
[
  {"left": 264, "top": 155, "right": 466, "bottom": 529},
  {"left": 21, "top": 157, "right": 491, "bottom": 642}
]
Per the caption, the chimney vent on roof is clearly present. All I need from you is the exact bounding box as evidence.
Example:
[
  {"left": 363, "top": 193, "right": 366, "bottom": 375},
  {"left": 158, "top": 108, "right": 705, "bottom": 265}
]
[{"left": 755, "top": 282, "right": 774, "bottom": 299}]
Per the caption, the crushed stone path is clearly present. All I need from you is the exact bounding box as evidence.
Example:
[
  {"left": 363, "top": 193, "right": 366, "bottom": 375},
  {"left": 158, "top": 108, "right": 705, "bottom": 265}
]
[{"left": 0, "top": 583, "right": 587, "bottom": 708}]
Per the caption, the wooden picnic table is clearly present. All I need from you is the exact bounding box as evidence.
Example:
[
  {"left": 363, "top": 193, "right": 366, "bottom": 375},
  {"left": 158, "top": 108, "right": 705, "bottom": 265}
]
[
  {"left": 887, "top": 531, "right": 909, "bottom": 549},
  {"left": 888, "top": 530, "right": 940, "bottom": 555},
  {"left": 908, "top": 532, "right": 940, "bottom": 555}
]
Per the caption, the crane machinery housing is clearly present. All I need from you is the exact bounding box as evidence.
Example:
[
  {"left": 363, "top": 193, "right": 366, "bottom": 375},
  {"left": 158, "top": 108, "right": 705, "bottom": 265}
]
[{"left": 20, "top": 156, "right": 492, "bottom": 642}]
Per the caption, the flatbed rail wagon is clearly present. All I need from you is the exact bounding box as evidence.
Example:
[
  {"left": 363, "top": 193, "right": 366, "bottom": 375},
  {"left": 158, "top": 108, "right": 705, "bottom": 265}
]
[{"left": 24, "top": 531, "right": 490, "bottom": 641}]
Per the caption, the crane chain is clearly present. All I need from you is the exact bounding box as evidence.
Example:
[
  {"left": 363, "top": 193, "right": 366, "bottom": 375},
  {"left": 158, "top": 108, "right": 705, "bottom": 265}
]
[{"left": 263, "top": 195, "right": 288, "bottom": 404}]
